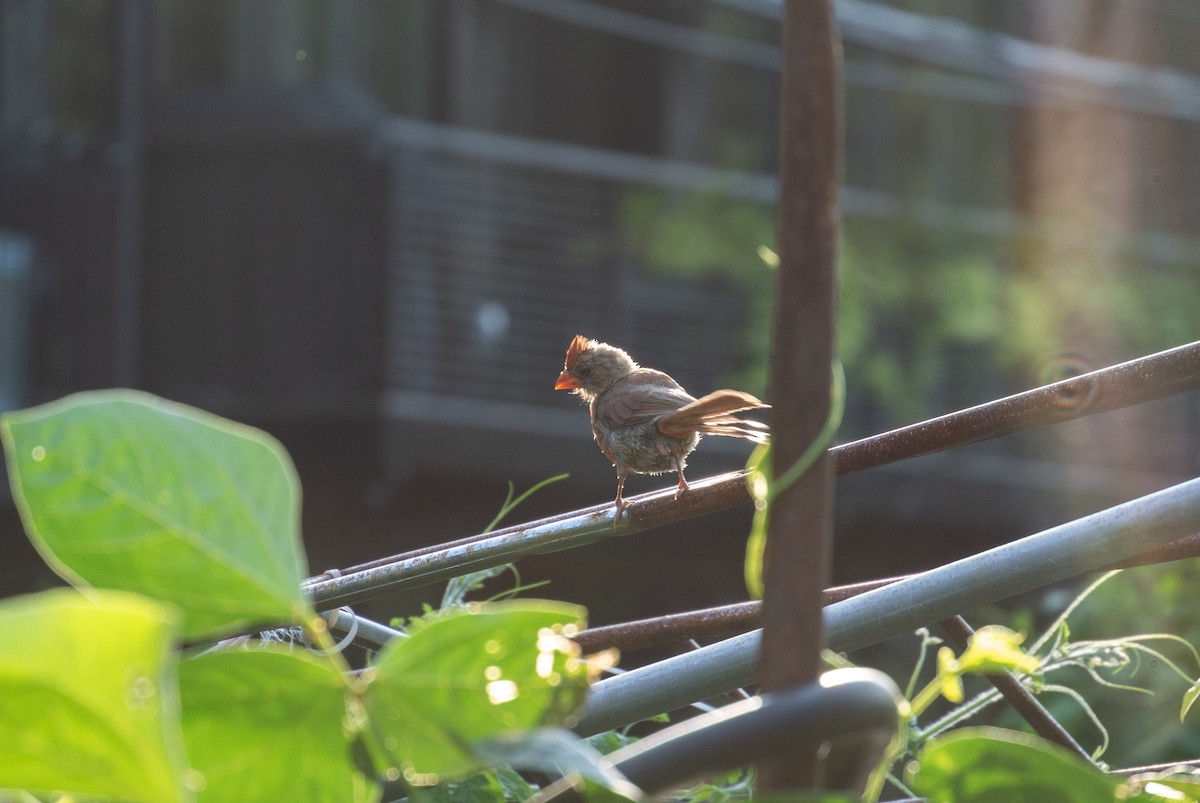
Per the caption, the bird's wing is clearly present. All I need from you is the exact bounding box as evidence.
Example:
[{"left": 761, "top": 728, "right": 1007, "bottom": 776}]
[{"left": 593, "top": 370, "right": 695, "bottom": 431}]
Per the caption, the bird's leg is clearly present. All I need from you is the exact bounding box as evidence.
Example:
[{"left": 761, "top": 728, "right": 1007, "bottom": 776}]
[
  {"left": 613, "top": 469, "right": 629, "bottom": 521},
  {"left": 674, "top": 460, "right": 690, "bottom": 500}
]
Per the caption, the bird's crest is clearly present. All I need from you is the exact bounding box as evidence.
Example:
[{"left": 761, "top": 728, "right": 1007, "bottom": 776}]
[{"left": 563, "top": 334, "right": 591, "bottom": 370}]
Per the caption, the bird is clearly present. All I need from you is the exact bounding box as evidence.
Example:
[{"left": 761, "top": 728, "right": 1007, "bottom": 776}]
[{"left": 554, "top": 334, "right": 769, "bottom": 517}]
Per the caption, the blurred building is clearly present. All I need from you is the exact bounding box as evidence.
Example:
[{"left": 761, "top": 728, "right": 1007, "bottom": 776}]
[{"left": 2, "top": 1, "right": 1199, "bottom": 618}]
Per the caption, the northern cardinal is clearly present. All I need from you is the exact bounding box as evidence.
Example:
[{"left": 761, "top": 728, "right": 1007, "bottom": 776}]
[{"left": 554, "top": 334, "right": 769, "bottom": 516}]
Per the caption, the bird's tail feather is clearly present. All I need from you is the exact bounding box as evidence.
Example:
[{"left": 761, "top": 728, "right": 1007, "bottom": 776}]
[{"left": 657, "top": 390, "right": 770, "bottom": 442}]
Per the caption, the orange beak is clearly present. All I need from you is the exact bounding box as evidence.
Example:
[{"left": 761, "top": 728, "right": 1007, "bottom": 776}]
[{"left": 555, "top": 370, "right": 582, "bottom": 390}]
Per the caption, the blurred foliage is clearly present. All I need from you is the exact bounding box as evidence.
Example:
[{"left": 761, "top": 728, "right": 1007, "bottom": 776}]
[
  {"left": 906, "top": 726, "right": 1200, "bottom": 802},
  {"left": 959, "top": 567, "right": 1200, "bottom": 770},
  {"left": 618, "top": 187, "right": 1200, "bottom": 429},
  {"left": 618, "top": 188, "right": 776, "bottom": 396},
  {"left": 1003, "top": 566, "right": 1200, "bottom": 768}
]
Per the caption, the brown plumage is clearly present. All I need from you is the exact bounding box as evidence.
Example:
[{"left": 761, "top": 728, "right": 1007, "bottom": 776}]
[{"left": 554, "top": 334, "right": 769, "bottom": 516}]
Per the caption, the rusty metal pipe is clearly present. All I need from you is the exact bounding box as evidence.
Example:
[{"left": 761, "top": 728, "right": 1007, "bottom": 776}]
[
  {"left": 757, "top": 2, "right": 841, "bottom": 774},
  {"left": 572, "top": 577, "right": 901, "bottom": 654},
  {"left": 833, "top": 340, "right": 1200, "bottom": 475}
]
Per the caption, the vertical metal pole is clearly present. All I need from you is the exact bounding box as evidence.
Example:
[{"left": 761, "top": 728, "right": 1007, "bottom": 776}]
[{"left": 757, "top": 0, "right": 841, "bottom": 791}]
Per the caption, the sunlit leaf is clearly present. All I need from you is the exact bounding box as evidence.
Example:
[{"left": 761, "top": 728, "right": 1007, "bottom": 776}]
[
  {"left": 936, "top": 646, "right": 964, "bottom": 704},
  {"left": 757, "top": 244, "right": 780, "bottom": 268},
  {"left": 0, "top": 589, "right": 189, "bottom": 802},
  {"left": 178, "top": 647, "right": 374, "bottom": 803},
  {"left": 363, "top": 601, "right": 589, "bottom": 784},
  {"left": 416, "top": 770, "right": 523, "bottom": 803},
  {"left": 568, "top": 776, "right": 645, "bottom": 802},
  {"left": 908, "top": 727, "right": 1118, "bottom": 802},
  {"left": 1, "top": 390, "right": 309, "bottom": 640},
  {"left": 957, "top": 626, "right": 1040, "bottom": 675}
]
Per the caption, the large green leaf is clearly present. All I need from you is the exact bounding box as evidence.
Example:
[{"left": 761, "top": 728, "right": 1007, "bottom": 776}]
[
  {"left": 1, "top": 390, "right": 309, "bottom": 639},
  {"left": 907, "top": 727, "right": 1118, "bottom": 802},
  {"left": 364, "top": 601, "right": 590, "bottom": 784},
  {"left": 0, "top": 588, "right": 189, "bottom": 802},
  {"left": 178, "top": 647, "right": 376, "bottom": 803}
]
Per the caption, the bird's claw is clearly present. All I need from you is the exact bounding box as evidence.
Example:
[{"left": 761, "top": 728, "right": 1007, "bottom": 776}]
[{"left": 613, "top": 498, "right": 629, "bottom": 523}]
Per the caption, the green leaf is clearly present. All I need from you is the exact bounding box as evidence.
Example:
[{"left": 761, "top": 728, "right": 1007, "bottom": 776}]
[
  {"left": 908, "top": 727, "right": 1118, "bottom": 802},
  {"left": 363, "top": 601, "right": 589, "bottom": 784},
  {"left": 178, "top": 646, "right": 375, "bottom": 803},
  {"left": 408, "top": 770, "right": 515, "bottom": 803},
  {"left": 956, "top": 626, "right": 1040, "bottom": 675},
  {"left": 0, "top": 588, "right": 189, "bottom": 802},
  {"left": 1, "top": 390, "right": 309, "bottom": 640},
  {"left": 572, "top": 776, "right": 646, "bottom": 802},
  {"left": 476, "top": 729, "right": 639, "bottom": 798},
  {"left": 935, "top": 646, "right": 965, "bottom": 705}
]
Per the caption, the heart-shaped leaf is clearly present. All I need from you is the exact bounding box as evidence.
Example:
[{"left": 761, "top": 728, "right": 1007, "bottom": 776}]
[
  {"left": 364, "top": 601, "right": 590, "bottom": 784},
  {"left": 1, "top": 390, "right": 309, "bottom": 640}
]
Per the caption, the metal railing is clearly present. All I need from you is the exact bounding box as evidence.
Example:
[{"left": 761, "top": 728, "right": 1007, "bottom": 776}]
[
  {"left": 308, "top": 341, "right": 1200, "bottom": 608},
  {"left": 315, "top": 339, "right": 1200, "bottom": 795}
]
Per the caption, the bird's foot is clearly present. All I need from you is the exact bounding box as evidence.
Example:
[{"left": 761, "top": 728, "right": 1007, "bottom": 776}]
[
  {"left": 613, "top": 497, "right": 630, "bottom": 523},
  {"left": 673, "top": 477, "right": 690, "bottom": 500}
]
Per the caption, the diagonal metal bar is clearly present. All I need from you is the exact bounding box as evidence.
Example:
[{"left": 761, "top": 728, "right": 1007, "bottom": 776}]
[
  {"left": 305, "top": 340, "right": 1200, "bottom": 610},
  {"left": 573, "top": 475, "right": 1200, "bottom": 735},
  {"left": 571, "top": 578, "right": 898, "bottom": 653},
  {"left": 304, "top": 472, "right": 748, "bottom": 609},
  {"left": 328, "top": 530, "right": 1200, "bottom": 651},
  {"left": 570, "top": 532, "right": 1200, "bottom": 654},
  {"left": 832, "top": 339, "right": 1200, "bottom": 475}
]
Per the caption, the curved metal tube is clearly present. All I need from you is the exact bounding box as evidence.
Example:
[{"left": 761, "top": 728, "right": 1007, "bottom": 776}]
[{"left": 537, "top": 668, "right": 901, "bottom": 800}]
